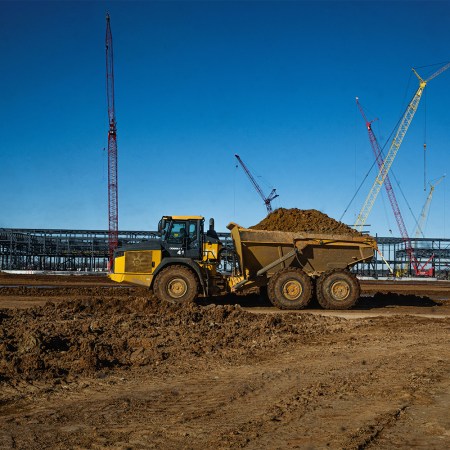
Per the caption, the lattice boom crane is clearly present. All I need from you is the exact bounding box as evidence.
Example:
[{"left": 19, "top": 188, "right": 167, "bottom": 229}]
[
  {"left": 235, "top": 154, "right": 279, "bottom": 214},
  {"left": 414, "top": 175, "right": 445, "bottom": 238},
  {"left": 356, "top": 98, "right": 432, "bottom": 276},
  {"left": 106, "top": 13, "right": 119, "bottom": 266},
  {"left": 354, "top": 62, "right": 450, "bottom": 232}
]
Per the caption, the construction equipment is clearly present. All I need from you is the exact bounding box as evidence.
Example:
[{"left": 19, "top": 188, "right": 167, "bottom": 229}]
[
  {"left": 235, "top": 154, "right": 279, "bottom": 214},
  {"left": 354, "top": 62, "right": 450, "bottom": 232},
  {"left": 414, "top": 175, "right": 446, "bottom": 238},
  {"left": 106, "top": 13, "right": 119, "bottom": 267},
  {"left": 356, "top": 98, "right": 434, "bottom": 277},
  {"left": 109, "top": 215, "right": 377, "bottom": 310}
]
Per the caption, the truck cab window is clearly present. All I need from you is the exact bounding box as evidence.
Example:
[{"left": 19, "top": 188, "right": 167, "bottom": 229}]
[
  {"left": 168, "top": 221, "right": 187, "bottom": 243},
  {"left": 188, "top": 222, "right": 197, "bottom": 241},
  {"left": 160, "top": 220, "right": 170, "bottom": 239}
]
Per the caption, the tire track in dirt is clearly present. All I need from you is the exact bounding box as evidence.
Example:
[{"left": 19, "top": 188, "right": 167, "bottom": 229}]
[
  {"left": 2, "top": 274, "right": 450, "bottom": 449},
  {"left": 1, "top": 316, "right": 449, "bottom": 449}
]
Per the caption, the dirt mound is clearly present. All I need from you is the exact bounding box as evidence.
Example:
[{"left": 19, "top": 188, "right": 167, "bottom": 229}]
[
  {"left": 250, "top": 208, "right": 361, "bottom": 235},
  {"left": 0, "top": 297, "right": 342, "bottom": 383}
]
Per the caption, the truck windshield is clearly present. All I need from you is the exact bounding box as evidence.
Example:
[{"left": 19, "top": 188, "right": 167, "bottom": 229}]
[{"left": 168, "top": 221, "right": 188, "bottom": 243}]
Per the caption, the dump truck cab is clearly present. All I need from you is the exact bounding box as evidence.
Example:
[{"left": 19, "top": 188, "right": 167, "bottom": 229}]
[
  {"left": 109, "top": 215, "right": 224, "bottom": 299},
  {"left": 158, "top": 215, "right": 204, "bottom": 260},
  {"left": 157, "top": 215, "right": 223, "bottom": 263}
]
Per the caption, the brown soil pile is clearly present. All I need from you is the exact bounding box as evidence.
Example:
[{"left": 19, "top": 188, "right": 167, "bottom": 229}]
[
  {"left": 0, "top": 297, "right": 341, "bottom": 383},
  {"left": 251, "top": 208, "right": 361, "bottom": 235}
]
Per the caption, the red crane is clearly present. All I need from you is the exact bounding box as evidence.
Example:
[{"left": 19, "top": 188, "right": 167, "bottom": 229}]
[
  {"left": 106, "top": 13, "right": 119, "bottom": 267},
  {"left": 356, "top": 98, "right": 433, "bottom": 276},
  {"left": 235, "top": 154, "right": 278, "bottom": 214}
]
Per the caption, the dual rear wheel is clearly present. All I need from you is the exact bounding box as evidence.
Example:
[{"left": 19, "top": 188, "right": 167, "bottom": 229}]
[
  {"left": 316, "top": 269, "right": 360, "bottom": 310},
  {"left": 267, "top": 268, "right": 360, "bottom": 310},
  {"left": 267, "top": 268, "right": 313, "bottom": 310},
  {"left": 154, "top": 264, "right": 360, "bottom": 310}
]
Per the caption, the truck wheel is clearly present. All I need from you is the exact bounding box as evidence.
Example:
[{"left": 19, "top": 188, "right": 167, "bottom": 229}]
[
  {"left": 267, "top": 268, "right": 312, "bottom": 310},
  {"left": 154, "top": 265, "right": 199, "bottom": 304},
  {"left": 316, "top": 269, "right": 360, "bottom": 310}
]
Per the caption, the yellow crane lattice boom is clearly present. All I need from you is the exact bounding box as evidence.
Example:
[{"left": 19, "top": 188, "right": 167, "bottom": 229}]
[{"left": 354, "top": 62, "right": 450, "bottom": 232}]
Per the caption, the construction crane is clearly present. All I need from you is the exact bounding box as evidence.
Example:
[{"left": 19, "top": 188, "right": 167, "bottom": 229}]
[
  {"left": 234, "top": 154, "right": 279, "bottom": 214},
  {"left": 414, "top": 175, "right": 446, "bottom": 238},
  {"left": 354, "top": 62, "right": 450, "bottom": 232},
  {"left": 356, "top": 98, "right": 432, "bottom": 276},
  {"left": 106, "top": 13, "right": 119, "bottom": 266}
]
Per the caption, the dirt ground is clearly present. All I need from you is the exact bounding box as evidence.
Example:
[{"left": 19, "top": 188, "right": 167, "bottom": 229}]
[{"left": 1, "top": 273, "right": 450, "bottom": 449}]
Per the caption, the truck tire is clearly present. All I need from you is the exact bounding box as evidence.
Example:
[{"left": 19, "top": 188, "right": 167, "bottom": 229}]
[
  {"left": 316, "top": 269, "right": 360, "bottom": 310},
  {"left": 154, "top": 265, "right": 199, "bottom": 304},
  {"left": 267, "top": 268, "right": 312, "bottom": 310}
]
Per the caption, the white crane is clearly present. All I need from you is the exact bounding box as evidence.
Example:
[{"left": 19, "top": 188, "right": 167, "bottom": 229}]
[{"left": 414, "top": 175, "right": 446, "bottom": 238}]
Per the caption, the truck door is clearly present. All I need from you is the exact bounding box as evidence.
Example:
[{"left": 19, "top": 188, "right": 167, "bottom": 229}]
[
  {"left": 165, "top": 220, "right": 202, "bottom": 260},
  {"left": 185, "top": 219, "right": 202, "bottom": 260}
]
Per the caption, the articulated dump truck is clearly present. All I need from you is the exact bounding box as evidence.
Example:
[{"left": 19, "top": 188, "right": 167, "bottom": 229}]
[{"left": 109, "top": 215, "right": 377, "bottom": 310}]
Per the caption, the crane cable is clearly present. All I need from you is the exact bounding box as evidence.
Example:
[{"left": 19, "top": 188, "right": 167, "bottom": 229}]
[
  {"left": 389, "top": 168, "right": 420, "bottom": 232},
  {"left": 423, "top": 89, "right": 427, "bottom": 191},
  {"left": 380, "top": 189, "right": 393, "bottom": 234},
  {"left": 342, "top": 69, "right": 427, "bottom": 227},
  {"left": 340, "top": 105, "right": 405, "bottom": 223}
]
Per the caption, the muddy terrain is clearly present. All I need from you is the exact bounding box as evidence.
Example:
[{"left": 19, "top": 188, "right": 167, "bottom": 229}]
[{"left": 1, "top": 273, "right": 450, "bottom": 449}]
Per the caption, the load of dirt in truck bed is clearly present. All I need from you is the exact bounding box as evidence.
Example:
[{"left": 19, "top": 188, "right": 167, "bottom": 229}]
[
  {"left": 250, "top": 208, "right": 361, "bottom": 235},
  {"left": 0, "top": 296, "right": 341, "bottom": 383}
]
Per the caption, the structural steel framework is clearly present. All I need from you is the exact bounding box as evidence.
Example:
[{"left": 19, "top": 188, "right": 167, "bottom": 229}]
[
  {"left": 1, "top": 228, "right": 450, "bottom": 278},
  {"left": 0, "top": 229, "right": 155, "bottom": 272},
  {"left": 0, "top": 229, "right": 232, "bottom": 272},
  {"left": 355, "top": 236, "right": 450, "bottom": 278}
]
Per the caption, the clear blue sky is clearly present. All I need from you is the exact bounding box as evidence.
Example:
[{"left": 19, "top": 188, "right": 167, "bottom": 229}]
[{"left": 1, "top": 0, "right": 449, "bottom": 238}]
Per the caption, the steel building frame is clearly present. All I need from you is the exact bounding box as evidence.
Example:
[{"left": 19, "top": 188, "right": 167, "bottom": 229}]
[
  {"left": 0, "top": 228, "right": 232, "bottom": 272},
  {"left": 355, "top": 236, "right": 450, "bottom": 278},
  {"left": 1, "top": 228, "right": 449, "bottom": 278},
  {"left": 0, "top": 229, "right": 156, "bottom": 272}
]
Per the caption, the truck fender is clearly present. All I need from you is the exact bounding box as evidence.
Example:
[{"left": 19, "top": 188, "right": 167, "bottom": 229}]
[{"left": 150, "top": 258, "right": 206, "bottom": 295}]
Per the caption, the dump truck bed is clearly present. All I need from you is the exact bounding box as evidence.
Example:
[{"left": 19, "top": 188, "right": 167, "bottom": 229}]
[{"left": 228, "top": 223, "right": 377, "bottom": 278}]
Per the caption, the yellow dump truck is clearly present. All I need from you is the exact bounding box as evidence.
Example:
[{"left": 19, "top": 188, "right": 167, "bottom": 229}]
[{"left": 109, "top": 215, "right": 377, "bottom": 310}]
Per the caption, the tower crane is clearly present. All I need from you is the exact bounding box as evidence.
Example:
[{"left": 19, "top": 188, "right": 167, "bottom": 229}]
[
  {"left": 356, "top": 98, "right": 432, "bottom": 276},
  {"left": 235, "top": 154, "right": 279, "bottom": 214},
  {"left": 354, "top": 62, "right": 450, "bottom": 232},
  {"left": 414, "top": 175, "right": 445, "bottom": 238},
  {"left": 106, "top": 13, "right": 119, "bottom": 266}
]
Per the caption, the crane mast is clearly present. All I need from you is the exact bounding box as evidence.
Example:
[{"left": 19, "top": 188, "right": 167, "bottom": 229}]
[
  {"left": 106, "top": 13, "right": 119, "bottom": 266},
  {"left": 356, "top": 98, "right": 420, "bottom": 274},
  {"left": 235, "top": 154, "right": 279, "bottom": 214},
  {"left": 354, "top": 63, "right": 450, "bottom": 232}
]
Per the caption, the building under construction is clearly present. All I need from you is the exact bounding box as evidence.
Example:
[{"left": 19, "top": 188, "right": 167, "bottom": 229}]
[
  {"left": 1, "top": 228, "right": 449, "bottom": 278},
  {"left": 0, "top": 228, "right": 155, "bottom": 272}
]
